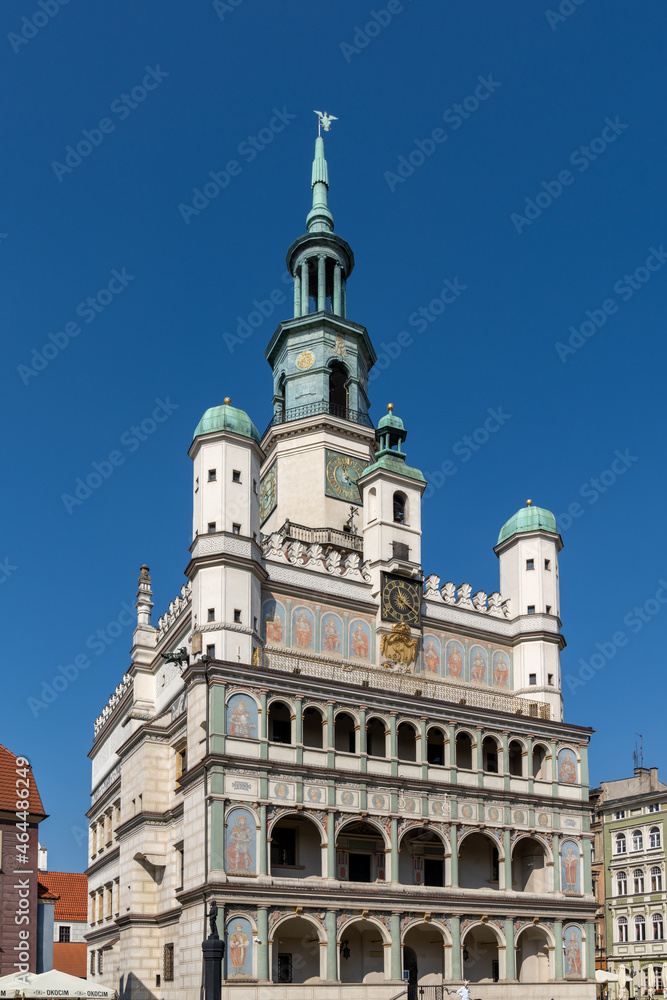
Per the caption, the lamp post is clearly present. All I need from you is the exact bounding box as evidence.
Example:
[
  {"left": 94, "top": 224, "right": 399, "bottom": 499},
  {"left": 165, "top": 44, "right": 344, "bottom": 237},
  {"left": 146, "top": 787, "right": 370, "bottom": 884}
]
[{"left": 203, "top": 900, "right": 225, "bottom": 1000}]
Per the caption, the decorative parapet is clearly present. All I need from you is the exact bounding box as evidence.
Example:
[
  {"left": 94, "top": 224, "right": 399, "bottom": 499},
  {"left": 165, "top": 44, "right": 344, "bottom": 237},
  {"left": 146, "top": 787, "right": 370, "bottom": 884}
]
[
  {"left": 156, "top": 582, "right": 192, "bottom": 639},
  {"left": 262, "top": 532, "right": 371, "bottom": 582},
  {"left": 94, "top": 673, "right": 133, "bottom": 737},
  {"left": 423, "top": 574, "right": 511, "bottom": 618}
]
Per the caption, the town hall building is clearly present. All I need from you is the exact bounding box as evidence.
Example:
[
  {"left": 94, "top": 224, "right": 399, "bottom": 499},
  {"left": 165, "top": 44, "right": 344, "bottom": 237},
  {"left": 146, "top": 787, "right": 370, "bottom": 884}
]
[{"left": 86, "top": 128, "right": 597, "bottom": 1000}]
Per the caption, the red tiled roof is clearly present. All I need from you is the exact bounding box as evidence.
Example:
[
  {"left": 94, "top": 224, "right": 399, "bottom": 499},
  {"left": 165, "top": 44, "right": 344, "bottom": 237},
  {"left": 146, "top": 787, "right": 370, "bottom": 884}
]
[
  {"left": 0, "top": 744, "right": 45, "bottom": 816},
  {"left": 38, "top": 881, "right": 60, "bottom": 902},
  {"left": 53, "top": 943, "right": 87, "bottom": 979},
  {"left": 38, "top": 872, "right": 88, "bottom": 921}
]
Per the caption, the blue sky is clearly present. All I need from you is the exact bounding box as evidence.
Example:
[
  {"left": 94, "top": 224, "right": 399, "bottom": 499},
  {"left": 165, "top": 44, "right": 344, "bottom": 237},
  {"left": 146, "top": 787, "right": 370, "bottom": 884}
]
[{"left": 2, "top": 0, "right": 666, "bottom": 872}]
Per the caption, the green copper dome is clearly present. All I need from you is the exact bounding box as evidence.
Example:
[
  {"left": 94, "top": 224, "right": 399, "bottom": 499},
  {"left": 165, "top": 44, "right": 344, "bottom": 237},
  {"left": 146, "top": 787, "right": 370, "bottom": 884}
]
[
  {"left": 377, "top": 403, "right": 405, "bottom": 432},
  {"left": 193, "top": 399, "right": 260, "bottom": 444},
  {"left": 497, "top": 502, "right": 558, "bottom": 545}
]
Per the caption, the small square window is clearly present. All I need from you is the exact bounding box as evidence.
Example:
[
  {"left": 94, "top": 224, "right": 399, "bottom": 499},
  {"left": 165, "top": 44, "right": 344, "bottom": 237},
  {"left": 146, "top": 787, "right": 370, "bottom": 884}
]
[
  {"left": 545, "top": 559, "right": 551, "bottom": 570},
  {"left": 59, "top": 925, "right": 71, "bottom": 943},
  {"left": 529, "top": 673, "right": 537, "bottom": 685},
  {"left": 207, "top": 608, "right": 215, "bottom": 622},
  {"left": 233, "top": 609, "right": 241, "bottom": 623},
  {"left": 649, "top": 804, "right": 660, "bottom": 813},
  {"left": 163, "top": 943, "right": 174, "bottom": 982},
  {"left": 546, "top": 605, "right": 552, "bottom": 614},
  {"left": 232, "top": 523, "right": 241, "bottom": 535},
  {"left": 232, "top": 470, "right": 241, "bottom": 483},
  {"left": 207, "top": 522, "right": 216, "bottom": 533},
  {"left": 548, "top": 673, "right": 554, "bottom": 685},
  {"left": 527, "top": 605, "right": 535, "bottom": 615},
  {"left": 206, "top": 644, "right": 215, "bottom": 658},
  {"left": 526, "top": 559, "right": 534, "bottom": 570},
  {"left": 208, "top": 469, "right": 216, "bottom": 482}
]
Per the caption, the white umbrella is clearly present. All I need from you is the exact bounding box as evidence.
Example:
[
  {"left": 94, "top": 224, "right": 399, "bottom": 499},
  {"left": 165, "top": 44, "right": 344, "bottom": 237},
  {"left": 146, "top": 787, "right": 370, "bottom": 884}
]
[
  {"left": 0, "top": 972, "right": 36, "bottom": 998},
  {"left": 596, "top": 971, "right": 621, "bottom": 983},
  {"left": 5, "top": 971, "right": 117, "bottom": 999}
]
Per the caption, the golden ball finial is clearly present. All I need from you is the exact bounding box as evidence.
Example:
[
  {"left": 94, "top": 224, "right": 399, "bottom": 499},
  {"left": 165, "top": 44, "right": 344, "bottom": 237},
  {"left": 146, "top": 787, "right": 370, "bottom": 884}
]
[
  {"left": 223, "top": 397, "right": 231, "bottom": 405},
  {"left": 387, "top": 403, "right": 394, "bottom": 412},
  {"left": 526, "top": 498, "right": 533, "bottom": 506}
]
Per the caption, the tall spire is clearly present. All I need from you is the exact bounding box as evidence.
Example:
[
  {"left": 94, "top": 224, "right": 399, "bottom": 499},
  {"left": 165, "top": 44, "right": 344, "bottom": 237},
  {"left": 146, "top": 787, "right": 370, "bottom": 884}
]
[{"left": 306, "top": 136, "right": 334, "bottom": 233}]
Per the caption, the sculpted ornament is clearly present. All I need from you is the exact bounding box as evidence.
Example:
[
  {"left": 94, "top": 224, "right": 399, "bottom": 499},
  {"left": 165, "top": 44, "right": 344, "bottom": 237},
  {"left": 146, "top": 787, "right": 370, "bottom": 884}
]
[
  {"left": 381, "top": 623, "right": 417, "bottom": 671},
  {"left": 456, "top": 583, "right": 474, "bottom": 609},
  {"left": 473, "top": 590, "right": 487, "bottom": 612},
  {"left": 424, "top": 574, "right": 442, "bottom": 601},
  {"left": 442, "top": 581, "right": 456, "bottom": 604}
]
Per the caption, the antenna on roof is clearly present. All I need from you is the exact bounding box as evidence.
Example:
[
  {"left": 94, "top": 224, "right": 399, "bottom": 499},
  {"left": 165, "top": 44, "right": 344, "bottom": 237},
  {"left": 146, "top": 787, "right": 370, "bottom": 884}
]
[{"left": 633, "top": 733, "right": 644, "bottom": 769}]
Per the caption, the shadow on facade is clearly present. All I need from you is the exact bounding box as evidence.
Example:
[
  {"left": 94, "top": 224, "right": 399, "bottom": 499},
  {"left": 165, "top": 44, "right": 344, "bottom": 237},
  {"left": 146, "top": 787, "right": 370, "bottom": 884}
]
[{"left": 119, "top": 971, "right": 159, "bottom": 1000}]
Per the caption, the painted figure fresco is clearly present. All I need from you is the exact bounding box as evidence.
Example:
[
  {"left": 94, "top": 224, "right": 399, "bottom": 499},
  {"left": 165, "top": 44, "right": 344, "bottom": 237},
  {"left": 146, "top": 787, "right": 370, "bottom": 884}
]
[
  {"left": 225, "top": 808, "right": 256, "bottom": 875},
  {"left": 422, "top": 635, "right": 441, "bottom": 675},
  {"left": 445, "top": 639, "right": 464, "bottom": 679},
  {"left": 564, "top": 925, "right": 583, "bottom": 977},
  {"left": 350, "top": 619, "right": 370, "bottom": 659},
  {"left": 559, "top": 749, "right": 578, "bottom": 784},
  {"left": 226, "top": 694, "right": 258, "bottom": 739},
  {"left": 262, "top": 599, "right": 284, "bottom": 644},
  {"left": 292, "top": 606, "right": 314, "bottom": 648},
  {"left": 470, "top": 645, "right": 488, "bottom": 683},
  {"left": 492, "top": 650, "right": 510, "bottom": 687},
  {"left": 322, "top": 614, "right": 342, "bottom": 653},
  {"left": 561, "top": 840, "right": 580, "bottom": 892},
  {"left": 226, "top": 916, "right": 253, "bottom": 979}
]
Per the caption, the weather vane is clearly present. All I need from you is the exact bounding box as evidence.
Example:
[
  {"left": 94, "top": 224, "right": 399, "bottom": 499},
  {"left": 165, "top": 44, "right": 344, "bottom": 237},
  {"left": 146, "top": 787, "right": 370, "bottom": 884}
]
[{"left": 313, "top": 110, "right": 338, "bottom": 135}]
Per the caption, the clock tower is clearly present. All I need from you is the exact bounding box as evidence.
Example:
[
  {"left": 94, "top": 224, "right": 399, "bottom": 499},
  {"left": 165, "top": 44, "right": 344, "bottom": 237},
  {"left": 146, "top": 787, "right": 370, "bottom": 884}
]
[{"left": 260, "top": 133, "right": 377, "bottom": 536}]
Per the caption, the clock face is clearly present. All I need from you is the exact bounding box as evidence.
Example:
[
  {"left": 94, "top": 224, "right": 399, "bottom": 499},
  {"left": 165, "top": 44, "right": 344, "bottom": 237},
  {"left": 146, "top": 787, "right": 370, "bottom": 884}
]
[
  {"left": 325, "top": 450, "right": 367, "bottom": 504},
  {"left": 259, "top": 462, "right": 277, "bottom": 523},
  {"left": 381, "top": 574, "right": 422, "bottom": 626}
]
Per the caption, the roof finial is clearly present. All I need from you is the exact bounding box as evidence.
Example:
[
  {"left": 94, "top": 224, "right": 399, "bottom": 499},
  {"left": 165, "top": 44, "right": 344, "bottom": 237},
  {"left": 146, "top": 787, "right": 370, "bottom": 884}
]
[
  {"left": 313, "top": 110, "right": 338, "bottom": 135},
  {"left": 307, "top": 117, "right": 335, "bottom": 234},
  {"left": 526, "top": 498, "right": 532, "bottom": 506},
  {"left": 387, "top": 403, "right": 394, "bottom": 412},
  {"left": 224, "top": 397, "right": 231, "bottom": 405}
]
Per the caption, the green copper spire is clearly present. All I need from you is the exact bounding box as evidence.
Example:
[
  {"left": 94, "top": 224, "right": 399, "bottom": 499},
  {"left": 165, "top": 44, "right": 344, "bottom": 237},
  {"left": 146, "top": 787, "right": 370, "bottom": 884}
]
[
  {"left": 363, "top": 404, "right": 426, "bottom": 482},
  {"left": 306, "top": 136, "right": 334, "bottom": 233}
]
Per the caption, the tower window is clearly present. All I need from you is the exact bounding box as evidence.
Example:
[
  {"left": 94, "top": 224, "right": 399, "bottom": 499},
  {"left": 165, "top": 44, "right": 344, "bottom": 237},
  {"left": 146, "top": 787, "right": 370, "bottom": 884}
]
[
  {"left": 232, "top": 470, "right": 241, "bottom": 483},
  {"left": 232, "top": 523, "right": 241, "bottom": 535},
  {"left": 207, "top": 522, "right": 216, "bottom": 533},
  {"left": 546, "top": 605, "right": 551, "bottom": 614},
  {"left": 548, "top": 673, "right": 554, "bottom": 685},
  {"left": 207, "top": 608, "right": 215, "bottom": 622},
  {"left": 328, "top": 360, "right": 348, "bottom": 415},
  {"left": 393, "top": 492, "right": 407, "bottom": 524},
  {"left": 253, "top": 480, "right": 257, "bottom": 494},
  {"left": 529, "top": 674, "right": 537, "bottom": 685},
  {"left": 527, "top": 605, "right": 535, "bottom": 614},
  {"left": 526, "top": 559, "right": 534, "bottom": 570},
  {"left": 545, "top": 559, "right": 551, "bottom": 570},
  {"left": 208, "top": 469, "right": 216, "bottom": 482},
  {"left": 206, "top": 644, "right": 215, "bottom": 658},
  {"left": 233, "top": 609, "right": 242, "bottom": 623}
]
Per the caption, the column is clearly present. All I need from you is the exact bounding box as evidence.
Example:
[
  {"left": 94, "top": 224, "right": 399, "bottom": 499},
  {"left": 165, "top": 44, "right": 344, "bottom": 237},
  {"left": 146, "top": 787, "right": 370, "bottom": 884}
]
[
  {"left": 503, "top": 828, "right": 512, "bottom": 891},
  {"left": 450, "top": 915, "right": 462, "bottom": 980},
  {"left": 585, "top": 922, "right": 595, "bottom": 979},
  {"left": 582, "top": 838, "right": 593, "bottom": 893},
  {"left": 579, "top": 744, "right": 590, "bottom": 798},
  {"left": 257, "top": 907, "right": 269, "bottom": 980},
  {"left": 259, "top": 804, "right": 267, "bottom": 875},
  {"left": 293, "top": 271, "right": 301, "bottom": 317},
  {"left": 327, "top": 811, "right": 336, "bottom": 877},
  {"left": 301, "top": 259, "right": 309, "bottom": 315},
  {"left": 326, "top": 910, "right": 338, "bottom": 980},
  {"left": 449, "top": 824, "right": 459, "bottom": 886},
  {"left": 390, "top": 817, "right": 399, "bottom": 882},
  {"left": 294, "top": 697, "right": 303, "bottom": 760},
  {"left": 359, "top": 708, "right": 367, "bottom": 755},
  {"left": 526, "top": 736, "right": 534, "bottom": 793},
  {"left": 341, "top": 276, "right": 346, "bottom": 317},
  {"left": 504, "top": 918, "right": 515, "bottom": 979},
  {"left": 554, "top": 920, "right": 563, "bottom": 979},
  {"left": 389, "top": 715, "right": 397, "bottom": 777},
  {"left": 390, "top": 912, "right": 402, "bottom": 980},
  {"left": 475, "top": 727, "right": 483, "bottom": 770},
  {"left": 317, "top": 254, "right": 326, "bottom": 311},
  {"left": 419, "top": 718, "right": 427, "bottom": 764},
  {"left": 552, "top": 833, "right": 560, "bottom": 891},
  {"left": 448, "top": 723, "right": 457, "bottom": 780},
  {"left": 259, "top": 690, "right": 268, "bottom": 760},
  {"left": 333, "top": 263, "right": 342, "bottom": 315},
  {"left": 501, "top": 732, "right": 510, "bottom": 792},
  {"left": 325, "top": 701, "right": 335, "bottom": 749}
]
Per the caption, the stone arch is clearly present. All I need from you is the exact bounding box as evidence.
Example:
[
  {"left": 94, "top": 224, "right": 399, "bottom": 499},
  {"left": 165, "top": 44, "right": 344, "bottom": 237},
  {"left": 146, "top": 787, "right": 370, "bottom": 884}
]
[
  {"left": 398, "top": 822, "right": 449, "bottom": 851},
  {"left": 225, "top": 912, "right": 257, "bottom": 980},
  {"left": 481, "top": 733, "right": 501, "bottom": 773},
  {"left": 515, "top": 924, "right": 553, "bottom": 982},
  {"left": 334, "top": 709, "right": 357, "bottom": 753},
  {"left": 393, "top": 490, "right": 407, "bottom": 524},
  {"left": 225, "top": 691, "right": 260, "bottom": 739},
  {"left": 532, "top": 741, "right": 551, "bottom": 779},
  {"left": 335, "top": 819, "right": 389, "bottom": 884},
  {"left": 511, "top": 835, "right": 551, "bottom": 892},
  {"left": 338, "top": 916, "right": 389, "bottom": 983},
  {"left": 508, "top": 737, "right": 526, "bottom": 776},
  {"left": 426, "top": 724, "right": 446, "bottom": 765},
  {"left": 462, "top": 920, "right": 504, "bottom": 983},
  {"left": 459, "top": 830, "right": 503, "bottom": 890},
  {"left": 336, "top": 815, "right": 389, "bottom": 849},
  {"left": 267, "top": 697, "right": 294, "bottom": 744},
  {"left": 302, "top": 702, "right": 325, "bottom": 748},
  {"left": 455, "top": 727, "right": 476, "bottom": 769},
  {"left": 402, "top": 919, "right": 450, "bottom": 984},
  {"left": 397, "top": 719, "right": 419, "bottom": 761},
  {"left": 328, "top": 359, "right": 349, "bottom": 412},
  {"left": 399, "top": 824, "right": 448, "bottom": 886},
  {"left": 366, "top": 715, "right": 389, "bottom": 758},
  {"left": 267, "top": 809, "right": 326, "bottom": 842},
  {"left": 270, "top": 913, "right": 324, "bottom": 983}
]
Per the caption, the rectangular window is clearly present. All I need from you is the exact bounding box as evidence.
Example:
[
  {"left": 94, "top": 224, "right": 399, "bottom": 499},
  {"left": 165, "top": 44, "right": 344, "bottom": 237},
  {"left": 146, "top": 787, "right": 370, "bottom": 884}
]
[
  {"left": 90, "top": 951, "right": 95, "bottom": 975},
  {"left": 649, "top": 803, "right": 660, "bottom": 813},
  {"left": 529, "top": 674, "right": 537, "bottom": 685},
  {"left": 175, "top": 844, "right": 184, "bottom": 891},
  {"left": 233, "top": 609, "right": 241, "bottom": 623},
  {"left": 208, "top": 469, "right": 216, "bottom": 482},
  {"left": 545, "top": 559, "right": 551, "bottom": 570},
  {"left": 207, "top": 522, "right": 216, "bottom": 533},
  {"left": 232, "top": 470, "right": 241, "bottom": 483},
  {"left": 527, "top": 605, "right": 536, "bottom": 614},
  {"left": 614, "top": 810, "right": 626, "bottom": 820},
  {"left": 548, "top": 673, "right": 554, "bottom": 685},
  {"left": 97, "top": 950, "right": 103, "bottom": 975},
  {"left": 526, "top": 559, "right": 534, "bottom": 570},
  {"left": 175, "top": 743, "right": 187, "bottom": 788},
  {"left": 271, "top": 827, "right": 296, "bottom": 867},
  {"left": 206, "top": 644, "right": 215, "bottom": 658},
  {"left": 277, "top": 954, "right": 292, "bottom": 983},
  {"left": 163, "top": 943, "right": 174, "bottom": 982},
  {"left": 491, "top": 959, "right": 499, "bottom": 983},
  {"left": 655, "top": 967, "right": 664, "bottom": 990},
  {"left": 232, "top": 523, "right": 241, "bottom": 535},
  {"left": 546, "top": 605, "right": 552, "bottom": 614},
  {"left": 59, "top": 925, "right": 71, "bottom": 942},
  {"left": 207, "top": 608, "right": 215, "bottom": 622}
]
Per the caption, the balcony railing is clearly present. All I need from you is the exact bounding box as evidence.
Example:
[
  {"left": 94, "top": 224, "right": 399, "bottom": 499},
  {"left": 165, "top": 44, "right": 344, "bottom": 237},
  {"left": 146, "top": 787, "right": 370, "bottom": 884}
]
[
  {"left": 278, "top": 518, "right": 364, "bottom": 553},
  {"left": 262, "top": 401, "right": 373, "bottom": 438},
  {"left": 254, "top": 645, "right": 550, "bottom": 719}
]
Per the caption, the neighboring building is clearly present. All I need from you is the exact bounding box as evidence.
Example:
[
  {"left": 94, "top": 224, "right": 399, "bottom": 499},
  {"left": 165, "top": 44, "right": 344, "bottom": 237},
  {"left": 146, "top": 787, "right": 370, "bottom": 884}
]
[
  {"left": 593, "top": 767, "right": 667, "bottom": 999},
  {"left": 590, "top": 785, "right": 608, "bottom": 973},
  {"left": 39, "top": 862, "right": 88, "bottom": 979},
  {"left": 87, "top": 134, "right": 597, "bottom": 1000},
  {"left": 0, "top": 744, "right": 48, "bottom": 975}
]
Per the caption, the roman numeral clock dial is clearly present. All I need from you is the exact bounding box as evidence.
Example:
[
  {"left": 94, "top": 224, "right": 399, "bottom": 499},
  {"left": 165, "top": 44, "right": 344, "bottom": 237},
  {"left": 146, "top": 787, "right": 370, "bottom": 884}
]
[
  {"left": 325, "top": 450, "right": 367, "bottom": 503},
  {"left": 381, "top": 574, "right": 421, "bottom": 627}
]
